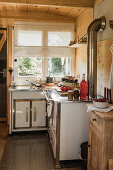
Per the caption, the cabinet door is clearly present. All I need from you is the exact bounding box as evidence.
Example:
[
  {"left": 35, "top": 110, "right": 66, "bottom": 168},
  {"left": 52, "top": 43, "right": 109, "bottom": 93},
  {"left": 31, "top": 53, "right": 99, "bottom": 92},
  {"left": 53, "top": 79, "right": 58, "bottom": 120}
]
[
  {"left": 32, "top": 100, "right": 46, "bottom": 127},
  {"left": 88, "top": 123, "right": 102, "bottom": 170},
  {"left": 14, "top": 100, "right": 30, "bottom": 128}
]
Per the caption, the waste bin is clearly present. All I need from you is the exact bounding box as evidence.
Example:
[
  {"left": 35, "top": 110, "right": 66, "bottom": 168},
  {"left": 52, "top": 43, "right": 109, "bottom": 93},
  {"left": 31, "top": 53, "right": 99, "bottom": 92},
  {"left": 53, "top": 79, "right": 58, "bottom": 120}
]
[{"left": 80, "top": 142, "right": 88, "bottom": 170}]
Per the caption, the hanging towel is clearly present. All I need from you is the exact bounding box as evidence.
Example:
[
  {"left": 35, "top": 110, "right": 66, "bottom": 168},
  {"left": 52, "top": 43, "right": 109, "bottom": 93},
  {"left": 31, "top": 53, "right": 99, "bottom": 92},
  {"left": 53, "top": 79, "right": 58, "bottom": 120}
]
[
  {"left": 47, "top": 101, "right": 53, "bottom": 117},
  {"left": 109, "top": 44, "right": 113, "bottom": 89}
]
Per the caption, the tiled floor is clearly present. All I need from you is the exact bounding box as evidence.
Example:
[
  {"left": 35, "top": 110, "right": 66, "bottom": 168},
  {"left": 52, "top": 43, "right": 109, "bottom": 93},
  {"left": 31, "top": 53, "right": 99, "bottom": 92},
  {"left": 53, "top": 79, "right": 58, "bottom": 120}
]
[{"left": 0, "top": 123, "right": 82, "bottom": 170}]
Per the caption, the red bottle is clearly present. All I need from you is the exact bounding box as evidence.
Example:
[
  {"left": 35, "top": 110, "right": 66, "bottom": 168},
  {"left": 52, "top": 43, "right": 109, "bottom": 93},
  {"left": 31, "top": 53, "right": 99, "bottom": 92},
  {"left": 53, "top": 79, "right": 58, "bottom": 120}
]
[{"left": 80, "top": 74, "right": 87, "bottom": 100}]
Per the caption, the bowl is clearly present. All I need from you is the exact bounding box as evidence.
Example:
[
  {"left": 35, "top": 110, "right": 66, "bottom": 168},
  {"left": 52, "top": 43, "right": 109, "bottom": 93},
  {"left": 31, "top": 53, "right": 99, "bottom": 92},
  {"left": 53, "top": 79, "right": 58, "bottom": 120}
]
[{"left": 93, "top": 101, "right": 108, "bottom": 109}]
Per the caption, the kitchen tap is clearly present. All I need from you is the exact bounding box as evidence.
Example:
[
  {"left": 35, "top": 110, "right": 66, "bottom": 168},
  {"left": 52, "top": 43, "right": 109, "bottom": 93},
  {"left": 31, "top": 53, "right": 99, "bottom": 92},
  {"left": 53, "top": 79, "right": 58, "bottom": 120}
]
[{"left": 26, "top": 80, "right": 36, "bottom": 86}]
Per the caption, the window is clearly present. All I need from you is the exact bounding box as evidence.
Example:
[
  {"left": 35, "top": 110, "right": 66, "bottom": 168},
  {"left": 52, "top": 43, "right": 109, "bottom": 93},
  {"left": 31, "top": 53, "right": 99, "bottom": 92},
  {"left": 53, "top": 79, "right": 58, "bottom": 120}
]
[
  {"left": 13, "top": 23, "right": 75, "bottom": 82},
  {"left": 48, "top": 57, "right": 71, "bottom": 76},
  {"left": 17, "top": 31, "right": 42, "bottom": 46},
  {"left": 48, "top": 32, "right": 71, "bottom": 46},
  {"left": 18, "top": 57, "right": 42, "bottom": 77}
]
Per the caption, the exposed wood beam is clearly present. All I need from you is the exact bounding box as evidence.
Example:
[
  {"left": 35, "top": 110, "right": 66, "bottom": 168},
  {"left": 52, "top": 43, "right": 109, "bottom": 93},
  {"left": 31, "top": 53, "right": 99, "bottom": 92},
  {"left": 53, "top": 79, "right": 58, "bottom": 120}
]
[
  {"left": 0, "top": 0, "right": 94, "bottom": 8},
  {"left": 0, "top": 11, "right": 74, "bottom": 22}
]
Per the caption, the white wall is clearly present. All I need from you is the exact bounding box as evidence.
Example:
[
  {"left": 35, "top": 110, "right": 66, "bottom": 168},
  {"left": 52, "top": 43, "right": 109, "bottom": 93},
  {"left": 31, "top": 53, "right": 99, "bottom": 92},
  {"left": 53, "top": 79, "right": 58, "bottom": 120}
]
[{"left": 94, "top": 0, "right": 113, "bottom": 41}]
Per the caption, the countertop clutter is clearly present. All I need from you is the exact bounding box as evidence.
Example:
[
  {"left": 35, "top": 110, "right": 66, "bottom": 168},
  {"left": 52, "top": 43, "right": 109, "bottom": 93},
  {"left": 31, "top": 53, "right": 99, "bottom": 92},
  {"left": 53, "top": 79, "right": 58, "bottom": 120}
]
[{"left": 9, "top": 84, "right": 91, "bottom": 103}]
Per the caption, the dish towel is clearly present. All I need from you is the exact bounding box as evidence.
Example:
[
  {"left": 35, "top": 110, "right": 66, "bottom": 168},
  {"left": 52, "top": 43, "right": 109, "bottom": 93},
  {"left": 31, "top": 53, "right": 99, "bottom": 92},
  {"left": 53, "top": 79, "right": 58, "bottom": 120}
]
[
  {"left": 87, "top": 104, "right": 113, "bottom": 113},
  {"left": 47, "top": 101, "right": 53, "bottom": 117},
  {"left": 109, "top": 44, "right": 113, "bottom": 89}
]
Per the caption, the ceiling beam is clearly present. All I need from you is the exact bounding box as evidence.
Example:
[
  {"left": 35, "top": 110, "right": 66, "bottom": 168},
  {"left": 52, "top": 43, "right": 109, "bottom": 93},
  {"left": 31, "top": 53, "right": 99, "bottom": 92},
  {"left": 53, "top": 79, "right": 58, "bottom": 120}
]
[
  {"left": 0, "top": 0, "right": 94, "bottom": 7},
  {"left": 0, "top": 10, "right": 74, "bottom": 23}
]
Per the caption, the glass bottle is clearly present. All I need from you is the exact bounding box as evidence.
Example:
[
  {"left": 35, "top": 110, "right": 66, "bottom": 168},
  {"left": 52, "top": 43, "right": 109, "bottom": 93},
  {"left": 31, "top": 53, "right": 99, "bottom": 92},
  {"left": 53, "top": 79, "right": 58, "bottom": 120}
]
[{"left": 80, "top": 74, "right": 87, "bottom": 100}]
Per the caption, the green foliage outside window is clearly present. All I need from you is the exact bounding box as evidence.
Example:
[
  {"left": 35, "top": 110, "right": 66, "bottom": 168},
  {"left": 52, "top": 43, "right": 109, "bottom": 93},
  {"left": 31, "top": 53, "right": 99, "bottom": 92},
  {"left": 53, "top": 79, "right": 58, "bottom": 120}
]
[
  {"left": 18, "top": 57, "right": 42, "bottom": 76},
  {"left": 48, "top": 57, "right": 70, "bottom": 76}
]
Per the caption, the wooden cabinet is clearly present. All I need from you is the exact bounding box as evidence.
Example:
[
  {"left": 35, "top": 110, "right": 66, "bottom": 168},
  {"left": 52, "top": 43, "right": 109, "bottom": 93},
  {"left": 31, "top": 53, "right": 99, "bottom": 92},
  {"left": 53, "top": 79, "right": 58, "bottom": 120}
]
[
  {"left": 88, "top": 110, "right": 113, "bottom": 170},
  {"left": 13, "top": 99, "right": 46, "bottom": 130},
  {"left": 88, "top": 122, "right": 102, "bottom": 170}
]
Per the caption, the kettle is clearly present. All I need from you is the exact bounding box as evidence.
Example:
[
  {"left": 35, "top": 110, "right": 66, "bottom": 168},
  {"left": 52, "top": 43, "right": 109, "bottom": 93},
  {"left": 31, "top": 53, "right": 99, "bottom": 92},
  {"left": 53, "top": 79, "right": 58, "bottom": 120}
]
[{"left": 46, "top": 76, "right": 55, "bottom": 83}]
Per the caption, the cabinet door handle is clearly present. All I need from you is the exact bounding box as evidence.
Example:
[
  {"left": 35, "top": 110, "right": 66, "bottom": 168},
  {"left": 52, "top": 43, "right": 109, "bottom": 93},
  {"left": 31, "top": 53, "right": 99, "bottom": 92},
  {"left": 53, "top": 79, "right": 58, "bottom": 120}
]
[
  {"left": 92, "top": 118, "right": 96, "bottom": 121},
  {"left": 26, "top": 107, "right": 28, "bottom": 122},
  {"left": 34, "top": 107, "right": 36, "bottom": 122}
]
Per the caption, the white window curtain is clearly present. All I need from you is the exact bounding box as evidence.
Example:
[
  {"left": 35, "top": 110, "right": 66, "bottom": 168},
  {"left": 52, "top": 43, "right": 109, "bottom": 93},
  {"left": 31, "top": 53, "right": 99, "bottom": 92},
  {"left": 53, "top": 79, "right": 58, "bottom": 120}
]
[
  {"left": 14, "top": 46, "right": 75, "bottom": 58},
  {"left": 13, "top": 22, "right": 75, "bottom": 58}
]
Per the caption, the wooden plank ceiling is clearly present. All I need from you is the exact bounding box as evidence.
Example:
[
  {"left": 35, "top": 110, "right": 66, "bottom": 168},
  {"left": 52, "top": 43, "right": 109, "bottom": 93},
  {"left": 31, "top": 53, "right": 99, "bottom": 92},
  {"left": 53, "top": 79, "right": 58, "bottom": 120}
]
[
  {"left": 0, "top": 0, "right": 93, "bottom": 7},
  {"left": 0, "top": 3, "right": 87, "bottom": 21}
]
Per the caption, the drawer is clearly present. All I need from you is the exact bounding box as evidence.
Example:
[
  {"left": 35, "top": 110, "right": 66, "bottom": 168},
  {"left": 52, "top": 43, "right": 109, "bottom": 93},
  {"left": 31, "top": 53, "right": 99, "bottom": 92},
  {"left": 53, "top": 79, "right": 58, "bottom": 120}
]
[{"left": 90, "top": 111, "right": 103, "bottom": 133}]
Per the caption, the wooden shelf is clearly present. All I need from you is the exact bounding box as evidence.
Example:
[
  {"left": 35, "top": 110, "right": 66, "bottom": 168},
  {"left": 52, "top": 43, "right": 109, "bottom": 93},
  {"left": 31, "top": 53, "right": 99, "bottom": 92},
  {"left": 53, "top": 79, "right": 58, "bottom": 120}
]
[{"left": 68, "top": 33, "right": 87, "bottom": 48}]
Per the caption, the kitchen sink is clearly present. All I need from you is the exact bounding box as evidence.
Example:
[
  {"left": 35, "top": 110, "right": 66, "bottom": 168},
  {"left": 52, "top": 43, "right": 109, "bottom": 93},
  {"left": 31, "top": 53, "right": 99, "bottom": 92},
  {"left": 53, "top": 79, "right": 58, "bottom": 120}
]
[{"left": 15, "top": 85, "right": 31, "bottom": 90}]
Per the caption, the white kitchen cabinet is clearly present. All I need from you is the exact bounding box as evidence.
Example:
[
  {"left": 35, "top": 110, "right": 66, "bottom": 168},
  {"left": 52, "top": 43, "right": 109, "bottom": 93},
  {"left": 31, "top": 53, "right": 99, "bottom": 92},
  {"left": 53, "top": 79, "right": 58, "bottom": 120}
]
[
  {"left": 15, "top": 100, "right": 30, "bottom": 128},
  {"left": 32, "top": 100, "right": 46, "bottom": 127},
  {"left": 14, "top": 99, "right": 46, "bottom": 129},
  {"left": 48, "top": 102, "right": 89, "bottom": 168},
  {"left": 9, "top": 90, "right": 47, "bottom": 134}
]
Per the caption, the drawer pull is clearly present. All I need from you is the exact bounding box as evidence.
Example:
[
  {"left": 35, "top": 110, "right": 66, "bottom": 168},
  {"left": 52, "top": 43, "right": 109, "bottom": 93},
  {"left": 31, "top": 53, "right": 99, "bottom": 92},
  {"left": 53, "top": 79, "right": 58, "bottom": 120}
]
[
  {"left": 34, "top": 107, "right": 37, "bottom": 122},
  {"left": 26, "top": 107, "right": 28, "bottom": 122},
  {"left": 92, "top": 118, "right": 96, "bottom": 121}
]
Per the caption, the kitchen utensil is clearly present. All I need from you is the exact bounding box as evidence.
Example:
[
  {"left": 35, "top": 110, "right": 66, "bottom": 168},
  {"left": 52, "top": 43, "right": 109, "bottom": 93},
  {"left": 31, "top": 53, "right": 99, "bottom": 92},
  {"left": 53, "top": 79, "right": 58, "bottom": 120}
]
[
  {"left": 74, "top": 89, "right": 79, "bottom": 99},
  {"left": 68, "top": 90, "right": 73, "bottom": 100},
  {"left": 46, "top": 76, "right": 55, "bottom": 83}
]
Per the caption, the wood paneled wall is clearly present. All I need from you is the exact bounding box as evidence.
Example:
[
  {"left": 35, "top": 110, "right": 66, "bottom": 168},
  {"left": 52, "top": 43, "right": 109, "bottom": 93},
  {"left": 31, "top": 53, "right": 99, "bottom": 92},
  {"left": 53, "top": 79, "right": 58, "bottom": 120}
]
[
  {"left": 94, "top": 0, "right": 103, "bottom": 7},
  {"left": 75, "top": 26, "right": 113, "bottom": 96},
  {"left": 74, "top": 8, "right": 93, "bottom": 82},
  {"left": 97, "top": 38, "right": 113, "bottom": 96}
]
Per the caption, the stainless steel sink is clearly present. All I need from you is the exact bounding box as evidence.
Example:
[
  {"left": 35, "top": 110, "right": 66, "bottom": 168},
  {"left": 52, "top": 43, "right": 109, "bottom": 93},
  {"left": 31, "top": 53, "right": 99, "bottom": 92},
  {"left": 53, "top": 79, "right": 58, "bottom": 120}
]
[{"left": 15, "top": 85, "right": 31, "bottom": 90}]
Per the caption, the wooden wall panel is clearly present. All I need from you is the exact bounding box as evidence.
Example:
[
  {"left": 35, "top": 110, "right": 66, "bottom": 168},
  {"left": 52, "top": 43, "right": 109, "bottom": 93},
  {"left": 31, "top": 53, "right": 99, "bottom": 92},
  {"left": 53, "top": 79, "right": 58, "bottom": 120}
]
[
  {"left": 75, "top": 45, "right": 87, "bottom": 81},
  {"left": 75, "top": 8, "right": 93, "bottom": 39},
  {"left": 97, "top": 38, "right": 113, "bottom": 96},
  {"left": 94, "top": 0, "right": 103, "bottom": 7},
  {"left": 75, "top": 8, "right": 93, "bottom": 82},
  {"left": 75, "top": 37, "right": 113, "bottom": 96}
]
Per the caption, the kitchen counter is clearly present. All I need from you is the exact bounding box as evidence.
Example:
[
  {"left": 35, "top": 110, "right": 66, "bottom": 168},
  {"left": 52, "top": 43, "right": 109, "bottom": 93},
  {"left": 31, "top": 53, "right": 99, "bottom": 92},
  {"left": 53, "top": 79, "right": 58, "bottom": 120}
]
[
  {"left": 9, "top": 85, "right": 44, "bottom": 92},
  {"left": 44, "top": 89, "right": 92, "bottom": 103},
  {"left": 9, "top": 85, "right": 92, "bottom": 103}
]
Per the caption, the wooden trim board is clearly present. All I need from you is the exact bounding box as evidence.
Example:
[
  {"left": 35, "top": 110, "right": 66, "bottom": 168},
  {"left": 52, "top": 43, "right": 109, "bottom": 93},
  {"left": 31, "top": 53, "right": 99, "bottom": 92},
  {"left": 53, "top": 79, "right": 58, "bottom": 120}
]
[{"left": 0, "top": 0, "right": 94, "bottom": 7}]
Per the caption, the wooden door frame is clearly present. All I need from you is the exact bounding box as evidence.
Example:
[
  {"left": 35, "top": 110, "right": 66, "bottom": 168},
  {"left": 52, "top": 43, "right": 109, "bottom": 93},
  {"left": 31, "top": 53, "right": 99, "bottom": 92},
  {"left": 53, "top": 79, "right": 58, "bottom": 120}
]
[
  {"left": 0, "top": 25, "right": 12, "bottom": 124},
  {"left": 0, "top": 27, "right": 7, "bottom": 122},
  {"left": 7, "top": 25, "right": 12, "bottom": 125}
]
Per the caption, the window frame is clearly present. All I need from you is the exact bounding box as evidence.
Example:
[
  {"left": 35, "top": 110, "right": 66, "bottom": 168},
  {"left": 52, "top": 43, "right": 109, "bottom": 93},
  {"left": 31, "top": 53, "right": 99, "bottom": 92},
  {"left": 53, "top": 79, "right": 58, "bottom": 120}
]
[{"left": 12, "top": 22, "right": 75, "bottom": 83}]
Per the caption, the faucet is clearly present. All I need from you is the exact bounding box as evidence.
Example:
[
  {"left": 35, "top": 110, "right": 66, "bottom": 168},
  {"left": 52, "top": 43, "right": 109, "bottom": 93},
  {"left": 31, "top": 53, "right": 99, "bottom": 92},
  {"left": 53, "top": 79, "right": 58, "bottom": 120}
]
[{"left": 26, "top": 80, "right": 36, "bottom": 86}]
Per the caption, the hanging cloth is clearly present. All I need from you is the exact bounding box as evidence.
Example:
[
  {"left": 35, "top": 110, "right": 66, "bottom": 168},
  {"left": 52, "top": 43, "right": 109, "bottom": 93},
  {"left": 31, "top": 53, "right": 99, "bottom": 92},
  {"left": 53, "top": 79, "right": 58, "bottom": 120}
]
[{"left": 108, "top": 44, "right": 113, "bottom": 89}]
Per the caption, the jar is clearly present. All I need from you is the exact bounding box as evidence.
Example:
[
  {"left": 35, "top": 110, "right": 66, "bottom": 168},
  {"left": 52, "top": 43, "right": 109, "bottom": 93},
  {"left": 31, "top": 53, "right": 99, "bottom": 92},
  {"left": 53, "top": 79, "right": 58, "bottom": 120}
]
[
  {"left": 74, "top": 89, "right": 79, "bottom": 99},
  {"left": 68, "top": 90, "right": 73, "bottom": 100}
]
